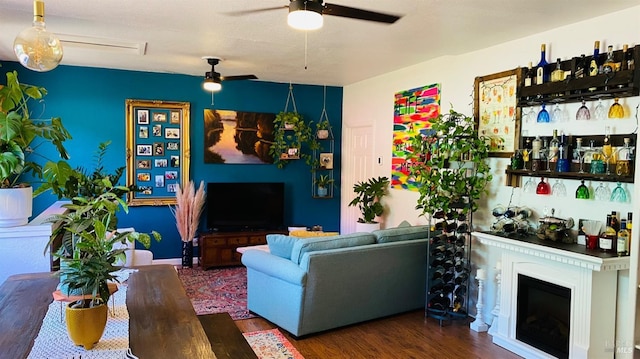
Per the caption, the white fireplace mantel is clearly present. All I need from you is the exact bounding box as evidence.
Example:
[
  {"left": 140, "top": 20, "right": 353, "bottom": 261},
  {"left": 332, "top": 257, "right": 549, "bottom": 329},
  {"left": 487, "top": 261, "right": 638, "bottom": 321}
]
[{"left": 474, "top": 231, "right": 630, "bottom": 359}]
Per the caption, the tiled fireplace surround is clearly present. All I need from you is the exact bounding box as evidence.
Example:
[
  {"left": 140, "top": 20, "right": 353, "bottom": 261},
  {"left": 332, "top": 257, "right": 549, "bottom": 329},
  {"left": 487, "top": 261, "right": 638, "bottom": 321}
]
[{"left": 475, "top": 232, "right": 630, "bottom": 359}]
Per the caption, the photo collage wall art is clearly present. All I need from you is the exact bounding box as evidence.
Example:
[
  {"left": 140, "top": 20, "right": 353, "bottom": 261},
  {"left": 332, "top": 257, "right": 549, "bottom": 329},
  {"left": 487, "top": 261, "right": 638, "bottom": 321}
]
[{"left": 134, "top": 107, "right": 182, "bottom": 197}]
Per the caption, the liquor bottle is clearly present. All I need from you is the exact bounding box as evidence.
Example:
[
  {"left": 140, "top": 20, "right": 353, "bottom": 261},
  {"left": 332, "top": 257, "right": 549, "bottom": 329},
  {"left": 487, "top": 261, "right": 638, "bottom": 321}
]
[
  {"left": 602, "top": 45, "right": 616, "bottom": 74},
  {"left": 524, "top": 62, "right": 534, "bottom": 87},
  {"left": 549, "top": 129, "right": 559, "bottom": 163},
  {"left": 589, "top": 41, "right": 601, "bottom": 76},
  {"left": 611, "top": 211, "right": 620, "bottom": 232},
  {"left": 627, "top": 212, "right": 633, "bottom": 255},
  {"left": 575, "top": 54, "right": 587, "bottom": 78},
  {"left": 626, "top": 45, "right": 635, "bottom": 70},
  {"left": 615, "top": 138, "right": 632, "bottom": 176},
  {"left": 536, "top": 44, "right": 550, "bottom": 84},
  {"left": 617, "top": 219, "right": 629, "bottom": 256},
  {"left": 532, "top": 135, "right": 542, "bottom": 160},
  {"left": 551, "top": 58, "right": 564, "bottom": 82},
  {"left": 621, "top": 44, "right": 629, "bottom": 71},
  {"left": 600, "top": 214, "right": 616, "bottom": 252}
]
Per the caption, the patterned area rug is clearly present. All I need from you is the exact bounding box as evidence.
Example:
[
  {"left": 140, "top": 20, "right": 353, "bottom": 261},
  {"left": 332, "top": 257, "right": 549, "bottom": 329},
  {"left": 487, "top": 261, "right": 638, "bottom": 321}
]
[
  {"left": 243, "top": 329, "right": 305, "bottom": 359},
  {"left": 177, "top": 266, "right": 256, "bottom": 320}
]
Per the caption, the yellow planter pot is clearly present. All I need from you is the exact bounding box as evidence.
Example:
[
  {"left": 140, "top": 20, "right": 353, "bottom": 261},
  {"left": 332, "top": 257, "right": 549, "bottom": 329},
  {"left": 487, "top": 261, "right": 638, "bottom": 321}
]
[{"left": 65, "top": 301, "right": 108, "bottom": 350}]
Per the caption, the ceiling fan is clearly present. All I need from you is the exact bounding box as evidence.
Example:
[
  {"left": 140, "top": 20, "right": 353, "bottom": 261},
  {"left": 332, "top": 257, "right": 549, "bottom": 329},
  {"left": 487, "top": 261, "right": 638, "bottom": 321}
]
[
  {"left": 202, "top": 57, "right": 257, "bottom": 92},
  {"left": 232, "top": 0, "right": 402, "bottom": 31}
]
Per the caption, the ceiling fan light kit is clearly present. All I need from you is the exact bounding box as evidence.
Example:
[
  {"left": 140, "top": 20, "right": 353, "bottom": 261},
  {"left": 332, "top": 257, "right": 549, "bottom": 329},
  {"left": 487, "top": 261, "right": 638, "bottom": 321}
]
[
  {"left": 203, "top": 76, "right": 222, "bottom": 92},
  {"left": 13, "top": 0, "right": 63, "bottom": 72},
  {"left": 288, "top": 0, "right": 324, "bottom": 30},
  {"left": 200, "top": 57, "right": 257, "bottom": 93}
]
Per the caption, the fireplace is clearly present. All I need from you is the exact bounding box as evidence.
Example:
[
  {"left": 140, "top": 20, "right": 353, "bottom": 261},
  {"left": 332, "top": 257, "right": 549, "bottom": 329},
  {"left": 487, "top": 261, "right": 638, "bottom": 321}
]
[
  {"left": 516, "top": 274, "right": 570, "bottom": 359},
  {"left": 474, "top": 231, "right": 630, "bottom": 359}
]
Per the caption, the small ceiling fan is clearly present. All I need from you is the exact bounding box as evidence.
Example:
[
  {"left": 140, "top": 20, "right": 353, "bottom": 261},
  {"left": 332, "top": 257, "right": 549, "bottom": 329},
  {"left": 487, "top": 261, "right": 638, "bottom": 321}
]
[
  {"left": 202, "top": 57, "right": 257, "bottom": 92},
  {"left": 231, "top": 0, "right": 402, "bottom": 30}
]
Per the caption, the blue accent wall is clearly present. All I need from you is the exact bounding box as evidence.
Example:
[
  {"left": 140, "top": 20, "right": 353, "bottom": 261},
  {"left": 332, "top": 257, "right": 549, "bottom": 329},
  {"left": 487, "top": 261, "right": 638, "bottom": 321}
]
[{"left": 1, "top": 62, "right": 342, "bottom": 259}]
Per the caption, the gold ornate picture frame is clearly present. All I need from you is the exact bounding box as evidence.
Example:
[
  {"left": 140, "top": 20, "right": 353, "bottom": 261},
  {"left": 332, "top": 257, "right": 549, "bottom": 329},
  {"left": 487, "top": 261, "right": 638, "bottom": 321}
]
[
  {"left": 125, "top": 99, "right": 190, "bottom": 205},
  {"left": 473, "top": 68, "right": 521, "bottom": 158}
]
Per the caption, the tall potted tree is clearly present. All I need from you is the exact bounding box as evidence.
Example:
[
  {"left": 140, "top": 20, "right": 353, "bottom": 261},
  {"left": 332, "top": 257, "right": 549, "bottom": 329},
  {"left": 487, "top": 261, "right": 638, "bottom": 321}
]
[
  {"left": 0, "top": 70, "right": 71, "bottom": 227},
  {"left": 48, "top": 182, "right": 160, "bottom": 349},
  {"left": 348, "top": 176, "right": 390, "bottom": 232}
]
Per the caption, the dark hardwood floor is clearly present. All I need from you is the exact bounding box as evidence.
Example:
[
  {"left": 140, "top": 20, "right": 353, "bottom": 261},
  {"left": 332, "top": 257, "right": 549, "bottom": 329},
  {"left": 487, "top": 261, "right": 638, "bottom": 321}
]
[{"left": 235, "top": 310, "right": 522, "bottom": 359}]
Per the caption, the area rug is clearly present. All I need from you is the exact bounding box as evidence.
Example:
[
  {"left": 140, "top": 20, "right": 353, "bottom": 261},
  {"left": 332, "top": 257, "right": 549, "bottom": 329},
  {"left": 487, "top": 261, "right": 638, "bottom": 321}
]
[
  {"left": 243, "top": 329, "right": 305, "bottom": 359},
  {"left": 177, "top": 266, "right": 256, "bottom": 320}
]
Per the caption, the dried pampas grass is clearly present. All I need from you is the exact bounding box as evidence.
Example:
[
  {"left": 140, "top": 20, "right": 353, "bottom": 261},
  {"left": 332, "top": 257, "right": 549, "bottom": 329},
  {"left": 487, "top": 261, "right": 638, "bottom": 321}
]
[{"left": 170, "top": 180, "right": 206, "bottom": 242}]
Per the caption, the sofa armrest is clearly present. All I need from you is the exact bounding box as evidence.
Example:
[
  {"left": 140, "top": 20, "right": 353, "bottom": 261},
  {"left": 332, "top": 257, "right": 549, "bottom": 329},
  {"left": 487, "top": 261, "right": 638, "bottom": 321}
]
[{"left": 241, "top": 250, "right": 306, "bottom": 286}]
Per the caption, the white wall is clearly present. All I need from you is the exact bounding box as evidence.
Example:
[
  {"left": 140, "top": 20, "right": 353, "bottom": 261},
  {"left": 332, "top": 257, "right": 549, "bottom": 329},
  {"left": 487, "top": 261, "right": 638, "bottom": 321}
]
[{"left": 342, "top": 5, "right": 640, "bottom": 353}]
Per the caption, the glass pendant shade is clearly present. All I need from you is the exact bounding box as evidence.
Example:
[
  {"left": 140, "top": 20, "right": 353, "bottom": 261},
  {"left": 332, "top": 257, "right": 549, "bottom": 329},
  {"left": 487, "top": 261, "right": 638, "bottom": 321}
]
[
  {"left": 576, "top": 100, "right": 591, "bottom": 120},
  {"left": 608, "top": 98, "right": 625, "bottom": 119},
  {"left": 288, "top": 0, "right": 323, "bottom": 30},
  {"left": 13, "top": 0, "right": 63, "bottom": 72},
  {"left": 536, "top": 103, "right": 550, "bottom": 123}
]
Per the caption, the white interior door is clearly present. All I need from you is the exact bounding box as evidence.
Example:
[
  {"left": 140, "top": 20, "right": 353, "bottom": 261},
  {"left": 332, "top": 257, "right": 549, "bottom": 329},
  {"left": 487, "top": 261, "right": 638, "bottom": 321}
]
[{"left": 341, "top": 125, "right": 374, "bottom": 234}]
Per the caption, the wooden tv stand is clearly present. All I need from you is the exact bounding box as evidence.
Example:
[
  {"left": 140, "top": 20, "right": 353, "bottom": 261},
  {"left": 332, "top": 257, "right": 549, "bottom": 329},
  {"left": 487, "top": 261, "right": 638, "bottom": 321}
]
[{"left": 199, "top": 230, "right": 287, "bottom": 269}]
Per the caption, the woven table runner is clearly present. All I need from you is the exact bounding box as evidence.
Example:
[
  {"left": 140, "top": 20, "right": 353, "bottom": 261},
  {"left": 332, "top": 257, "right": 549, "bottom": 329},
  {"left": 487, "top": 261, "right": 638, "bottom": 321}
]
[{"left": 27, "top": 269, "right": 138, "bottom": 359}]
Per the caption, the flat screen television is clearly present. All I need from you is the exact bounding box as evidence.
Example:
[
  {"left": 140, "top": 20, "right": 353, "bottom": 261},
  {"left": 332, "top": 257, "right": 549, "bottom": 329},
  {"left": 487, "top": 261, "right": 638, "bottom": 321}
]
[{"left": 206, "top": 182, "right": 285, "bottom": 232}]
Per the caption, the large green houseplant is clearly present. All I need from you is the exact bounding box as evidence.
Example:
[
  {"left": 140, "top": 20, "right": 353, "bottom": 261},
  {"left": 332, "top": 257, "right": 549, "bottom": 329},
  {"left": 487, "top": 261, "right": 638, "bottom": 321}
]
[
  {"left": 0, "top": 70, "right": 71, "bottom": 226},
  {"left": 48, "top": 182, "right": 160, "bottom": 349},
  {"left": 408, "top": 108, "right": 492, "bottom": 218},
  {"left": 348, "top": 176, "right": 390, "bottom": 232}
]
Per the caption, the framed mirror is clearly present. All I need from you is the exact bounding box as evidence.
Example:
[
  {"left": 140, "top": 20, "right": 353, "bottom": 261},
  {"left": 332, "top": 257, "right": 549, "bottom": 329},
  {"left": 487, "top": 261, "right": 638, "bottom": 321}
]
[{"left": 125, "top": 99, "right": 190, "bottom": 205}]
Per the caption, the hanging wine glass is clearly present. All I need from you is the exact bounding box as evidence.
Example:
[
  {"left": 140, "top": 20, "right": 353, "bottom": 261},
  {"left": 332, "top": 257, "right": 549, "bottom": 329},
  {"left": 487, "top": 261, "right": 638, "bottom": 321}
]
[
  {"left": 552, "top": 103, "right": 565, "bottom": 122},
  {"left": 576, "top": 100, "right": 591, "bottom": 120},
  {"left": 575, "top": 180, "right": 589, "bottom": 199},
  {"left": 594, "top": 182, "right": 612, "bottom": 201},
  {"left": 551, "top": 179, "right": 567, "bottom": 197},
  {"left": 608, "top": 98, "right": 625, "bottom": 119},
  {"left": 523, "top": 177, "right": 536, "bottom": 194},
  {"left": 537, "top": 103, "right": 550, "bottom": 123},
  {"left": 610, "top": 182, "right": 628, "bottom": 203},
  {"left": 594, "top": 99, "right": 606, "bottom": 120},
  {"left": 522, "top": 107, "right": 535, "bottom": 124},
  {"left": 536, "top": 177, "right": 551, "bottom": 195}
]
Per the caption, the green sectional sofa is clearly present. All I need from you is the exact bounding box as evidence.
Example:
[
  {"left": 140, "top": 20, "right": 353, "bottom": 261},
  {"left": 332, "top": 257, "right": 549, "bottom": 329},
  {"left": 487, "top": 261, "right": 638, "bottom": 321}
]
[{"left": 241, "top": 224, "right": 429, "bottom": 336}]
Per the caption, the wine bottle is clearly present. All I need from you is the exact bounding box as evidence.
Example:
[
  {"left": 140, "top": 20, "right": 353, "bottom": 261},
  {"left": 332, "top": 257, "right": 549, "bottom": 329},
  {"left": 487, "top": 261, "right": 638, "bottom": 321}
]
[
  {"left": 589, "top": 41, "right": 601, "bottom": 76},
  {"left": 442, "top": 271, "right": 454, "bottom": 283},
  {"left": 536, "top": 44, "right": 550, "bottom": 84},
  {"left": 551, "top": 58, "right": 564, "bottom": 82},
  {"left": 524, "top": 62, "right": 534, "bottom": 87},
  {"left": 575, "top": 54, "right": 587, "bottom": 78},
  {"left": 455, "top": 235, "right": 465, "bottom": 247},
  {"left": 621, "top": 44, "right": 629, "bottom": 71},
  {"left": 626, "top": 45, "right": 635, "bottom": 70},
  {"left": 549, "top": 129, "right": 559, "bottom": 163},
  {"left": 454, "top": 259, "right": 464, "bottom": 272},
  {"left": 431, "top": 266, "right": 445, "bottom": 280},
  {"left": 430, "top": 278, "right": 444, "bottom": 292},
  {"left": 602, "top": 45, "right": 616, "bottom": 74},
  {"left": 455, "top": 271, "right": 469, "bottom": 285},
  {"left": 611, "top": 211, "right": 620, "bottom": 233},
  {"left": 454, "top": 284, "right": 467, "bottom": 297},
  {"left": 452, "top": 295, "right": 464, "bottom": 312},
  {"left": 627, "top": 212, "right": 633, "bottom": 255},
  {"left": 454, "top": 247, "right": 465, "bottom": 259},
  {"left": 617, "top": 219, "right": 629, "bottom": 256}
]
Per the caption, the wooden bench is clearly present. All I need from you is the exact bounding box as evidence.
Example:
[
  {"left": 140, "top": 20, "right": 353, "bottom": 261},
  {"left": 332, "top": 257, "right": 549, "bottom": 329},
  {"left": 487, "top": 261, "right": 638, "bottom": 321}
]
[{"left": 198, "top": 313, "right": 257, "bottom": 359}]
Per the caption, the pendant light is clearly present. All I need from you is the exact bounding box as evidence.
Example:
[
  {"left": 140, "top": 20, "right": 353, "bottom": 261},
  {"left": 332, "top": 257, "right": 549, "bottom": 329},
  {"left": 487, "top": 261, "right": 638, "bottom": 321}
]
[
  {"left": 13, "top": 0, "right": 63, "bottom": 72},
  {"left": 287, "top": 0, "right": 323, "bottom": 31}
]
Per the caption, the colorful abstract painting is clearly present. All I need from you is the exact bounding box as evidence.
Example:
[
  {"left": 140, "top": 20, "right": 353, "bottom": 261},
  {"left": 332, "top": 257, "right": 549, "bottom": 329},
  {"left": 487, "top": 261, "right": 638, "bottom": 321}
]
[{"left": 391, "top": 83, "right": 440, "bottom": 191}]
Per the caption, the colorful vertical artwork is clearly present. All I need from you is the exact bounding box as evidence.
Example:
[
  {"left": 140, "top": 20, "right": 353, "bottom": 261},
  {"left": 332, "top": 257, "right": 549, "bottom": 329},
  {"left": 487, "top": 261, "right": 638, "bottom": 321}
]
[{"left": 391, "top": 84, "right": 440, "bottom": 191}]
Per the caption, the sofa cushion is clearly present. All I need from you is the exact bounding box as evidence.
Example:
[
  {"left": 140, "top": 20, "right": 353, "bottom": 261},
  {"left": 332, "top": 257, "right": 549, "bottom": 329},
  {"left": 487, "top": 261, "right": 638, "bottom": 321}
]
[
  {"left": 290, "top": 233, "right": 377, "bottom": 265},
  {"left": 266, "top": 234, "right": 298, "bottom": 260},
  {"left": 373, "top": 225, "right": 430, "bottom": 243}
]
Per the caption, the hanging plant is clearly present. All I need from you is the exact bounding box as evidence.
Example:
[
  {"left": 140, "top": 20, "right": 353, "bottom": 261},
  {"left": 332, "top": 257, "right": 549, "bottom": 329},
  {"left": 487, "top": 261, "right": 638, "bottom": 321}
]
[
  {"left": 270, "top": 111, "right": 317, "bottom": 169},
  {"left": 408, "top": 107, "right": 492, "bottom": 217}
]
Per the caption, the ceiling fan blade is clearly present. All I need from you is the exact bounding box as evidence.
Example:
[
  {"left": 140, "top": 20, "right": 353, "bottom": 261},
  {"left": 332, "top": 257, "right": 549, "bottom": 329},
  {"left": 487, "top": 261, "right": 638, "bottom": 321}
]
[
  {"left": 224, "top": 6, "right": 287, "bottom": 16},
  {"left": 323, "top": 3, "right": 401, "bottom": 24},
  {"left": 220, "top": 75, "right": 258, "bottom": 81}
]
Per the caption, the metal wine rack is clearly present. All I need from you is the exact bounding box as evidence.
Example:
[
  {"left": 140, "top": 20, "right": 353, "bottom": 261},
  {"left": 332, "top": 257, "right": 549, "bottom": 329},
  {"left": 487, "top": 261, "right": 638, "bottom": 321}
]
[{"left": 426, "top": 200, "right": 472, "bottom": 324}]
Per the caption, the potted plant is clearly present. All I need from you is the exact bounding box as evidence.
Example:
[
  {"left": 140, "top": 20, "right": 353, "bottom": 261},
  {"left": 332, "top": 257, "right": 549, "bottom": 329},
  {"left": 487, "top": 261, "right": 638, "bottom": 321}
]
[
  {"left": 48, "top": 182, "right": 160, "bottom": 349},
  {"left": 408, "top": 107, "right": 492, "bottom": 219},
  {"left": 314, "top": 173, "right": 334, "bottom": 197},
  {"left": 0, "top": 70, "right": 71, "bottom": 227},
  {"left": 348, "top": 176, "right": 390, "bottom": 232},
  {"left": 170, "top": 180, "right": 206, "bottom": 268},
  {"left": 270, "top": 111, "right": 316, "bottom": 168},
  {"left": 316, "top": 119, "right": 330, "bottom": 139}
]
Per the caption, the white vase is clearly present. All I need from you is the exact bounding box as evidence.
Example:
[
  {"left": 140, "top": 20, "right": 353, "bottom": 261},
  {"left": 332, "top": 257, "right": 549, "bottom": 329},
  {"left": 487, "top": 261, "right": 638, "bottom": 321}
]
[
  {"left": 355, "top": 222, "right": 380, "bottom": 233},
  {"left": 0, "top": 186, "right": 32, "bottom": 227}
]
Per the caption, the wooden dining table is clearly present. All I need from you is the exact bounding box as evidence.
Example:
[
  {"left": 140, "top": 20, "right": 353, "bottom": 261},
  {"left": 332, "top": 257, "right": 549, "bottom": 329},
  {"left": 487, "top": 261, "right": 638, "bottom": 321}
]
[{"left": 0, "top": 264, "right": 217, "bottom": 359}]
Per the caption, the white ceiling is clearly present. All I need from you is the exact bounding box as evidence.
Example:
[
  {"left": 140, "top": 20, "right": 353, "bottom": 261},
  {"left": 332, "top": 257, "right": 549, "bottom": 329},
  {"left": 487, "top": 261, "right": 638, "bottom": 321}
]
[{"left": 0, "top": 0, "right": 639, "bottom": 87}]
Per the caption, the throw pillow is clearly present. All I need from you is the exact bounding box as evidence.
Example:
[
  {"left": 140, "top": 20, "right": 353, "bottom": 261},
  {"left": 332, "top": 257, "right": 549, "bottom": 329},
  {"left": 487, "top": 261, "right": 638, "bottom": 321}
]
[
  {"left": 266, "top": 234, "right": 297, "bottom": 260},
  {"left": 290, "top": 230, "right": 340, "bottom": 238},
  {"left": 373, "top": 225, "right": 430, "bottom": 243},
  {"left": 398, "top": 220, "right": 412, "bottom": 228},
  {"left": 290, "top": 233, "right": 377, "bottom": 265}
]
